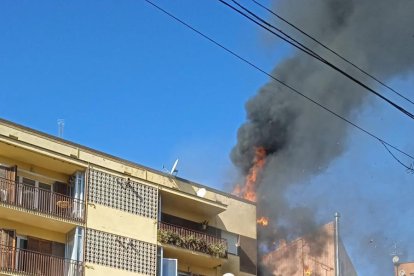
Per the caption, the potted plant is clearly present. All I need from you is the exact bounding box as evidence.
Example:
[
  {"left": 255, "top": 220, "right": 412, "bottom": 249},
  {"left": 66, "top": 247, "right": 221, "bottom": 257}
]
[{"left": 200, "top": 220, "right": 209, "bottom": 230}]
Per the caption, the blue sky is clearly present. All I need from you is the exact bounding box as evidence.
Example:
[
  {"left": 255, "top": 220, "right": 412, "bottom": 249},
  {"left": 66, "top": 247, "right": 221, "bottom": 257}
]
[
  {"left": 1, "top": 1, "right": 413, "bottom": 275},
  {"left": 0, "top": 0, "right": 284, "bottom": 184}
]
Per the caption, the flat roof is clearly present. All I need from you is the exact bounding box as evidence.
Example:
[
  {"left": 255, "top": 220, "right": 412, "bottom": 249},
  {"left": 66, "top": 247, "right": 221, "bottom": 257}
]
[{"left": 0, "top": 117, "right": 255, "bottom": 206}]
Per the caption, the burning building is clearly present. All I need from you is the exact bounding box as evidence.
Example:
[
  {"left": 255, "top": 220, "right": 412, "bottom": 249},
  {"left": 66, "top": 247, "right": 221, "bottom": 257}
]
[
  {"left": 394, "top": 260, "right": 414, "bottom": 276},
  {"left": 230, "top": 0, "right": 414, "bottom": 274},
  {"left": 262, "top": 221, "right": 357, "bottom": 276}
]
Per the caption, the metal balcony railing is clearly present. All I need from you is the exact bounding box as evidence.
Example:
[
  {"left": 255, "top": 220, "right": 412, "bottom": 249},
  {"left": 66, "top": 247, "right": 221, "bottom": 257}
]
[
  {"left": 0, "top": 177, "right": 85, "bottom": 223},
  {"left": 158, "top": 221, "right": 228, "bottom": 258},
  {"left": 0, "top": 244, "right": 83, "bottom": 276}
]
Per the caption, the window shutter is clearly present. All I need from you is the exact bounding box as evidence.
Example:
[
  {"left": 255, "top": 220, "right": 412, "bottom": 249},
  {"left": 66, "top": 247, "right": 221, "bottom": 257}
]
[
  {"left": 28, "top": 237, "right": 55, "bottom": 255},
  {"left": 0, "top": 229, "right": 16, "bottom": 247},
  {"left": 52, "top": 242, "right": 65, "bottom": 257},
  {"left": 0, "top": 166, "right": 17, "bottom": 203},
  {"left": 0, "top": 229, "right": 16, "bottom": 270},
  {"left": 54, "top": 182, "right": 69, "bottom": 195},
  {"left": 39, "top": 240, "right": 52, "bottom": 255},
  {"left": 0, "top": 166, "right": 6, "bottom": 179},
  {"left": 7, "top": 166, "right": 17, "bottom": 182},
  {"left": 27, "top": 236, "right": 40, "bottom": 252}
]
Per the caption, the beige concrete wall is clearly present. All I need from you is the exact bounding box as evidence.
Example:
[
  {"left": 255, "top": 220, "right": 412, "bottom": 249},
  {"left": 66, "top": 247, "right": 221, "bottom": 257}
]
[
  {"left": 84, "top": 263, "right": 149, "bottom": 276},
  {"left": 0, "top": 218, "right": 66, "bottom": 243},
  {"left": 0, "top": 154, "right": 71, "bottom": 183},
  {"left": 221, "top": 254, "right": 241, "bottom": 275},
  {"left": 87, "top": 204, "right": 157, "bottom": 244},
  {"left": 215, "top": 196, "right": 256, "bottom": 239},
  {"left": 177, "top": 263, "right": 216, "bottom": 276}
]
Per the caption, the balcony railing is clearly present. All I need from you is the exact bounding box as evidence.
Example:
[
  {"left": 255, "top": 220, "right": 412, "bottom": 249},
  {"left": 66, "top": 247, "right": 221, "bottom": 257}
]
[
  {"left": 158, "top": 221, "right": 228, "bottom": 258},
  {"left": 0, "top": 244, "right": 83, "bottom": 276},
  {"left": 0, "top": 177, "right": 85, "bottom": 223}
]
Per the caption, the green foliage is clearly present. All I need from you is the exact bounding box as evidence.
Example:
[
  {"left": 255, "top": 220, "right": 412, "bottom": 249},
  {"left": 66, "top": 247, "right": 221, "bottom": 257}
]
[
  {"left": 157, "top": 229, "right": 226, "bottom": 258},
  {"left": 207, "top": 242, "right": 227, "bottom": 258}
]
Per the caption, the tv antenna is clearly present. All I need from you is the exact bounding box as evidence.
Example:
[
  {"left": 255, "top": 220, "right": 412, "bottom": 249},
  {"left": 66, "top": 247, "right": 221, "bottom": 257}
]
[
  {"left": 390, "top": 241, "right": 403, "bottom": 258},
  {"left": 57, "top": 119, "right": 65, "bottom": 138},
  {"left": 163, "top": 159, "right": 179, "bottom": 175}
]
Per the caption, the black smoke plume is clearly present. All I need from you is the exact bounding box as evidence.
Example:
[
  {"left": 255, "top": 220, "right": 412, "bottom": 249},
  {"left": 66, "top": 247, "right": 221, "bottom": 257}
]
[{"left": 230, "top": 0, "right": 414, "bottom": 274}]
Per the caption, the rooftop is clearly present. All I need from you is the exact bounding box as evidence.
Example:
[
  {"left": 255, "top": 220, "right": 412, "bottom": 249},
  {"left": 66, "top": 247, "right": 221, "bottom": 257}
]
[{"left": 0, "top": 117, "right": 254, "bottom": 205}]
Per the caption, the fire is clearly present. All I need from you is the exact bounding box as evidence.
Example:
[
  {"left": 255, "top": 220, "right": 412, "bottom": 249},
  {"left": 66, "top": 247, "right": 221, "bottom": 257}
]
[
  {"left": 257, "top": 216, "right": 269, "bottom": 226},
  {"left": 233, "top": 147, "right": 267, "bottom": 202}
]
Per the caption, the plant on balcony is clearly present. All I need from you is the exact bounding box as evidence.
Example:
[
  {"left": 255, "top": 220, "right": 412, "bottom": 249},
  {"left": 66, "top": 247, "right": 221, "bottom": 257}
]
[
  {"left": 183, "top": 234, "right": 198, "bottom": 251},
  {"left": 157, "top": 229, "right": 226, "bottom": 258},
  {"left": 158, "top": 229, "right": 182, "bottom": 247},
  {"left": 207, "top": 242, "right": 227, "bottom": 258},
  {"left": 200, "top": 220, "right": 209, "bottom": 230}
]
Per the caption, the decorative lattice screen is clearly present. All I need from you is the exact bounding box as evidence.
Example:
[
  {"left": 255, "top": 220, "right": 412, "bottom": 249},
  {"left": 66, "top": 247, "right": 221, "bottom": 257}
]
[
  {"left": 88, "top": 169, "right": 158, "bottom": 219},
  {"left": 86, "top": 228, "right": 157, "bottom": 275}
]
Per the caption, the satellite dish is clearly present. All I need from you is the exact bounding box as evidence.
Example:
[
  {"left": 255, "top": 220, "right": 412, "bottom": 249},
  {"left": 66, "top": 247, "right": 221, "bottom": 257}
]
[
  {"left": 196, "top": 188, "right": 207, "bottom": 198},
  {"left": 170, "top": 159, "right": 179, "bottom": 175},
  {"left": 393, "top": 255, "right": 400, "bottom": 264},
  {"left": 399, "top": 269, "right": 406, "bottom": 276}
]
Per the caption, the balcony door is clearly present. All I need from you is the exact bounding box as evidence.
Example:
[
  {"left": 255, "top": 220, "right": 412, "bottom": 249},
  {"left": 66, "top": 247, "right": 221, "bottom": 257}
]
[
  {"left": 19, "top": 178, "right": 37, "bottom": 210},
  {"left": 16, "top": 176, "right": 54, "bottom": 214},
  {"left": 15, "top": 236, "right": 28, "bottom": 272},
  {"left": 25, "top": 236, "right": 65, "bottom": 276},
  {"left": 0, "top": 165, "right": 17, "bottom": 204}
]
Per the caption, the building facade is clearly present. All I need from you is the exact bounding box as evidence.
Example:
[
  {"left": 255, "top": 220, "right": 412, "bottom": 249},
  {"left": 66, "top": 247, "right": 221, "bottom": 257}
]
[
  {"left": 396, "top": 261, "right": 414, "bottom": 276},
  {"left": 262, "top": 222, "right": 357, "bottom": 276},
  {"left": 0, "top": 118, "right": 257, "bottom": 276}
]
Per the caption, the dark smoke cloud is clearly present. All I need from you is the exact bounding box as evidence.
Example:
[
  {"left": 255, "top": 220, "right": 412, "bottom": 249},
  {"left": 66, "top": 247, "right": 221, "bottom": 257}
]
[{"left": 230, "top": 0, "right": 414, "bottom": 273}]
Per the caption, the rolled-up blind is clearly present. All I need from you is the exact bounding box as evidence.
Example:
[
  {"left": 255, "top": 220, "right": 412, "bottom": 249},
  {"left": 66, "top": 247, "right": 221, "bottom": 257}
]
[{"left": 162, "top": 258, "right": 177, "bottom": 276}]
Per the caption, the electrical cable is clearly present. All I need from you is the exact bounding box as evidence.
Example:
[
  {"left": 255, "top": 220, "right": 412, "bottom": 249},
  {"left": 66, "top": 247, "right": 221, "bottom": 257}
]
[
  {"left": 218, "top": 0, "right": 414, "bottom": 121},
  {"left": 380, "top": 141, "right": 414, "bottom": 173},
  {"left": 142, "top": 0, "right": 414, "bottom": 166},
  {"left": 251, "top": 0, "right": 414, "bottom": 106}
]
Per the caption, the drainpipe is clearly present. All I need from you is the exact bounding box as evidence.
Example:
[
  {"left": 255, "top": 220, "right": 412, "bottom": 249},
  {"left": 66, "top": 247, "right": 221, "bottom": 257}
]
[{"left": 334, "top": 212, "right": 340, "bottom": 276}]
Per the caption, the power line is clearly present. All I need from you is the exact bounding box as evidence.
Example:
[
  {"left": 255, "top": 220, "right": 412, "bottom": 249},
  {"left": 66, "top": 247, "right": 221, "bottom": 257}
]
[
  {"left": 217, "top": 0, "right": 414, "bottom": 121},
  {"left": 142, "top": 0, "right": 414, "bottom": 165},
  {"left": 380, "top": 141, "right": 414, "bottom": 173},
  {"left": 251, "top": 0, "right": 414, "bottom": 106}
]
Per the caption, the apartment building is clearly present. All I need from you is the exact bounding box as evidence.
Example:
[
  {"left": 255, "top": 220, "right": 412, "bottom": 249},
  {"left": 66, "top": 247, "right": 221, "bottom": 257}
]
[{"left": 0, "top": 118, "right": 257, "bottom": 276}]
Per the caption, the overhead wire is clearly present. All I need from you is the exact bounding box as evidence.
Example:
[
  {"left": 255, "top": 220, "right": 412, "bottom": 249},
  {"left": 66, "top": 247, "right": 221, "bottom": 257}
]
[
  {"left": 217, "top": 0, "right": 414, "bottom": 121},
  {"left": 250, "top": 0, "right": 414, "bottom": 106},
  {"left": 380, "top": 142, "right": 414, "bottom": 173},
  {"left": 142, "top": 0, "right": 414, "bottom": 168}
]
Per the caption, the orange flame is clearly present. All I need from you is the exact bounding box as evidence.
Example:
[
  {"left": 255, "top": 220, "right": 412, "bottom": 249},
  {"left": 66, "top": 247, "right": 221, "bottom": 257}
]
[
  {"left": 233, "top": 147, "right": 267, "bottom": 202},
  {"left": 257, "top": 216, "right": 269, "bottom": 226},
  {"left": 304, "top": 265, "right": 312, "bottom": 276}
]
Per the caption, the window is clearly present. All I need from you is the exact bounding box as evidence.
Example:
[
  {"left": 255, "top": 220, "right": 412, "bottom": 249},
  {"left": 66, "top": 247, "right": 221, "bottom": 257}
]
[
  {"left": 163, "top": 258, "right": 178, "bottom": 276},
  {"left": 22, "top": 178, "right": 35, "bottom": 186},
  {"left": 17, "top": 236, "right": 28, "bottom": 249},
  {"left": 221, "top": 231, "right": 239, "bottom": 255},
  {"left": 39, "top": 182, "right": 51, "bottom": 191},
  {"left": 17, "top": 176, "right": 56, "bottom": 210}
]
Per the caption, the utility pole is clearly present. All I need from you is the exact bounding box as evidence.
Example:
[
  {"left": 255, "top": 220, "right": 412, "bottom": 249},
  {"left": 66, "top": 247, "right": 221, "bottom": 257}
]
[{"left": 334, "top": 212, "right": 341, "bottom": 276}]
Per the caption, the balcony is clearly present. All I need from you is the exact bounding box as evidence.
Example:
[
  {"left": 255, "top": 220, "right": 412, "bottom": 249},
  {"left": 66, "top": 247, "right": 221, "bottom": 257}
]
[
  {"left": 0, "top": 177, "right": 85, "bottom": 223},
  {"left": 158, "top": 222, "right": 228, "bottom": 268},
  {"left": 0, "top": 244, "right": 83, "bottom": 276}
]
